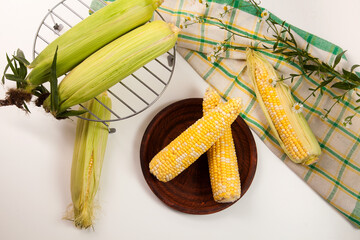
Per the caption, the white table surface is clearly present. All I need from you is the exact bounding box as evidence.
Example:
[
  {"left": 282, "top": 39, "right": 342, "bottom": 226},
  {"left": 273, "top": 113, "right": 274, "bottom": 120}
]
[{"left": 0, "top": 0, "right": 359, "bottom": 239}]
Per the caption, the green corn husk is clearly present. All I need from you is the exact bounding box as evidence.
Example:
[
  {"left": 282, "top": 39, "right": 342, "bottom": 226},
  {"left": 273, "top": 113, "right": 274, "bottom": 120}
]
[
  {"left": 43, "top": 20, "right": 179, "bottom": 118},
  {"left": 25, "top": 0, "right": 163, "bottom": 92},
  {"left": 246, "top": 48, "right": 321, "bottom": 165},
  {"left": 69, "top": 92, "right": 111, "bottom": 229}
]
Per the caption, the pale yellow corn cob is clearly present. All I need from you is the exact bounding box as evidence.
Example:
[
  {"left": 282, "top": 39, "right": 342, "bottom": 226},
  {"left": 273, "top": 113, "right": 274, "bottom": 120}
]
[
  {"left": 43, "top": 20, "right": 179, "bottom": 118},
  {"left": 25, "top": 0, "right": 163, "bottom": 91},
  {"left": 70, "top": 92, "right": 111, "bottom": 229},
  {"left": 246, "top": 48, "right": 321, "bottom": 165},
  {"left": 203, "top": 87, "right": 241, "bottom": 203},
  {"left": 149, "top": 97, "right": 242, "bottom": 182}
]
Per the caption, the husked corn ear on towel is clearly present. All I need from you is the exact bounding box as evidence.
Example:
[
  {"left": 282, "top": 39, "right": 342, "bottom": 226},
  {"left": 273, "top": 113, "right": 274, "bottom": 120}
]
[{"left": 92, "top": 0, "right": 360, "bottom": 228}]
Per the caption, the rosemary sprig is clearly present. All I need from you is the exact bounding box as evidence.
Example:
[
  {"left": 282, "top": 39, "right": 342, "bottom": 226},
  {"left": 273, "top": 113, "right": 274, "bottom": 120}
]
[{"left": 190, "top": 0, "right": 360, "bottom": 126}]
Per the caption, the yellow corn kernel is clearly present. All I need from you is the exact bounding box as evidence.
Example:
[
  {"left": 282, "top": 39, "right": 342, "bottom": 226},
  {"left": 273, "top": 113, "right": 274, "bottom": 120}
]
[
  {"left": 149, "top": 97, "right": 242, "bottom": 182},
  {"left": 246, "top": 48, "right": 321, "bottom": 165},
  {"left": 43, "top": 20, "right": 179, "bottom": 118},
  {"left": 69, "top": 92, "right": 111, "bottom": 229},
  {"left": 203, "top": 87, "right": 241, "bottom": 203}
]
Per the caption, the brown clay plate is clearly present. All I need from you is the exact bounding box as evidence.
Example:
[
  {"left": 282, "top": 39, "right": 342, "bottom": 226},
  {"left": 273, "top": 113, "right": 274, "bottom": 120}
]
[{"left": 140, "top": 98, "right": 257, "bottom": 214}]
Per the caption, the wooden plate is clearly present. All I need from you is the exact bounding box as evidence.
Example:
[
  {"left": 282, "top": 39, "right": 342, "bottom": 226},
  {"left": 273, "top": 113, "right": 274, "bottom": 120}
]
[{"left": 140, "top": 98, "right": 257, "bottom": 214}]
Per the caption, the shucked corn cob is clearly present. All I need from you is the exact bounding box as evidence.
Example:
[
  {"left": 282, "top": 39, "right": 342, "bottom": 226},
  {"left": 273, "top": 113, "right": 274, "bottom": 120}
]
[
  {"left": 70, "top": 92, "right": 111, "bottom": 229},
  {"left": 25, "top": 0, "right": 163, "bottom": 92},
  {"left": 246, "top": 48, "right": 321, "bottom": 165},
  {"left": 43, "top": 20, "right": 179, "bottom": 118},
  {"left": 203, "top": 88, "right": 241, "bottom": 203},
  {"left": 149, "top": 97, "right": 242, "bottom": 182}
]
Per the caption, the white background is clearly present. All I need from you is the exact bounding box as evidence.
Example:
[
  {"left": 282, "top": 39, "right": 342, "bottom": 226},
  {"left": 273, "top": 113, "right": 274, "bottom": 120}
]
[{"left": 0, "top": 0, "right": 359, "bottom": 239}]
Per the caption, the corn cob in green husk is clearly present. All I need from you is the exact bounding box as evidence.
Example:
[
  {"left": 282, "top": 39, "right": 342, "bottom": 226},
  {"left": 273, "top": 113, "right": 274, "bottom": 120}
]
[
  {"left": 69, "top": 92, "right": 111, "bottom": 229},
  {"left": 43, "top": 20, "right": 179, "bottom": 118},
  {"left": 246, "top": 48, "right": 321, "bottom": 165},
  {"left": 1, "top": 0, "right": 163, "bottom": 110},
  {"left": 27, "top": 0, "right": 163, "bottom": 91}
]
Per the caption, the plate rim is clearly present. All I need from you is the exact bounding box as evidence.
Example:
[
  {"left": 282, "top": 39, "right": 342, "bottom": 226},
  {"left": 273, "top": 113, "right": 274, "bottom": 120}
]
[{"left": 140, "top": 98, "right": 257, "bottom": 214}]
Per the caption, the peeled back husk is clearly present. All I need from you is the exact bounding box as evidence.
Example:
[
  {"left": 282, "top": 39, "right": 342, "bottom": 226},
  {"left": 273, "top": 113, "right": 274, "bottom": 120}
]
[{"left": 246, "top": 48, "right": 321, "bottom": 165}]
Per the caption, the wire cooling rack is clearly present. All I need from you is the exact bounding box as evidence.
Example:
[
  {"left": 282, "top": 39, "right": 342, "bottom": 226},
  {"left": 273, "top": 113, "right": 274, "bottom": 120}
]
[{"left": 33, "top": 0, "right": 176, "bottom": 132}]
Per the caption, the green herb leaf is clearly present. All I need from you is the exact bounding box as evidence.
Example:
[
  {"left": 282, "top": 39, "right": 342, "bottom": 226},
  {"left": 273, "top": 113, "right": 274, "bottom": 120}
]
[
  {"left": 50, "top": 46, "right": 59, "bottom": 113},
  {"left": 298, "top": 55, "right": 305, "bottom": 67},
  {"left": 56, "top": 110, "right": 88, "bottom": 119},
  {"left": 343, "top": 69, "right": 360, "bottom": 83},
  {"left": 345, "top": 115, "right": 353, "bottom": 121},
  {"left": 319, "top": 62, "right": 330, "bottom": 73},
  {"left": 23, "top": 102, "right": 31, "bottom": 113},
  {"left": 331, "top": 82, "right": 356, "bottom": 90},
  {"left": 326, "top": 76, "right": 336, "bottom": 81},
  {"left": 287, "top": 26, "right": 297, "bottom": 48},
  {"left": 4, "top": 74, "right": 27, "bottom": 83},
  {"left": 6, "top": 54, "right": 17, "bottom": 76},
  {"left": 32, "top": 85, "right": 49, "bottom": 97},
  {"left": 282, "top": 51, "right": 298, "bottom": 56},
  {"left": 3, "top": 52, "right": 29, "bottom": 86},
  {"left": 2, "top": 62, "right": 11, "bottom": 84},
  {"left": 13, "top": 55, "right": 30, "bottom": 67},
  {"left": 19, "top": 62, "right": 27, "bottom": 79},
  {"left": 333, "top": 50, "right": 346, "bottom": 68},
  {"left": 303, "top": 64, "right": 318, "bottom": 71},
  {"left": 16, "top": 49, "right": 26, "bottom": 59},
  {"left": 273, "top": 47, "right": 286, "bottom": 54},
  {"left": 351, "top": 64, "right": 360, "bottom": 73},
  {"left": 307, "top": 71, "right": 314, "bottom": 78},
  {"left": 273, "top": 41, "right": 278, "bottom": 51},
  {"left": 281, "top": 20, "right": 286, "bottom": 27}
]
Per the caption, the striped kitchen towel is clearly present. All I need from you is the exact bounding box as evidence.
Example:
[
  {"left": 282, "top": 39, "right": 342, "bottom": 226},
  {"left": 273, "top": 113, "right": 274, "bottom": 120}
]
[{"left": 91, "top": 0, "right": 360, "bottom": 228}]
